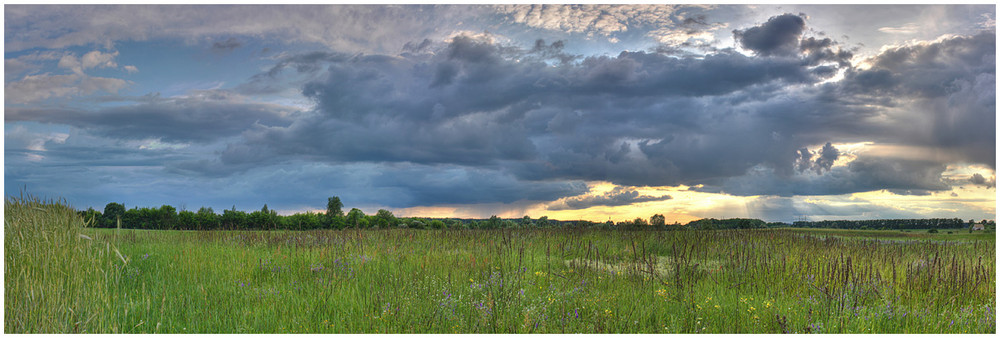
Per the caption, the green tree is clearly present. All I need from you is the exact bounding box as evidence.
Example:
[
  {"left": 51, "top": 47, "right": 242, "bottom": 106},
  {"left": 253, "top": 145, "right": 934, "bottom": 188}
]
[
  {"left": 346, "top": 208, "right": 365, "bottom": 228},
  {"left": 327, "top": 197, "right": 344, "bottom": 219},
  {"left": 375, "top": 209, "right": 397, "bottom": 228},
  {"left": 103, "top": 202, "right": 125, "bottom": 228},
  {"left": 158, "top": 205, "right": 177, "bottom": 230},
  {"left": 650, "top": 214, "right": 666, "bottom": 227},
  {"left": 429, "top": 220, "right": 445, "bottom": 229},
  {"left": 196, "top": 207, "right": 218, "bottom": 230},
  {"left": 177, "top": 210, "right": 197, "bottom": 230}
]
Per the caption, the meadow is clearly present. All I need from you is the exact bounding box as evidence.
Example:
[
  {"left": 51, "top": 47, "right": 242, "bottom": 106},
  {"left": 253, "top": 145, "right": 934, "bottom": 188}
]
[{"left": 5, "top": 196, "right": 996, "bottom": 333}]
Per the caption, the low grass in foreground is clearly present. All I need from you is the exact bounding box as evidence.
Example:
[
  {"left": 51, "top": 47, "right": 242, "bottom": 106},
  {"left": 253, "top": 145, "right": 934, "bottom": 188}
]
[{"left": 5, "top": 196, "right": 996, "bottom": 333}]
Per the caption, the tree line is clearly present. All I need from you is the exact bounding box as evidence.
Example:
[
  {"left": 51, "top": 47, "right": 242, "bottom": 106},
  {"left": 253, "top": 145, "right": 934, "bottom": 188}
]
[
  {"left": 791, "top": 218, "right": 995, "bottom": 230},
  {"left": 76, "top": 196, "right": 992, "bottom": 231}
]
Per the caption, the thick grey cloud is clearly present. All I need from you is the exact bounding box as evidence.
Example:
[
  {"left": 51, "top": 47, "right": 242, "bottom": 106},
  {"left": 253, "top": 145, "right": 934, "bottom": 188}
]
[
  {"left": 707, "top": 156, "right": 951, "bottom": 197},
  {"left": 209, "top": 26, "right": 992, "bottom": 199},
  {"left": 217, "top": 32, "right": 836, "bottom": 183},
  {"left": 548, "top": 186, "right": 671, "bottom": 210},
  {"left": 969, "top": 173, "right": 996, "bottom": 188},
  {"left": 733, "top": 13, "right": 806, "bottom": 56},
  {"left": 837, "top": 31, "right": 996, "bottom": 167},
  {"left": 5, "top": 91, "right": 297, "bottom": 143}
]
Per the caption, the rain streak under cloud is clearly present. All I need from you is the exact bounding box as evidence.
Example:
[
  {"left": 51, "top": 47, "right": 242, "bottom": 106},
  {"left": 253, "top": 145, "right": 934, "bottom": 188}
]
[{"left": 4, "top": 4, "right": 996, "bottom": 222}]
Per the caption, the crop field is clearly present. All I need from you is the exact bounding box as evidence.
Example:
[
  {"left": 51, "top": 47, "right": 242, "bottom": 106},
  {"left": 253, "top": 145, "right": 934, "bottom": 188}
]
[{"left": 5, "top": 196, "right": 997, "bottom": 333}]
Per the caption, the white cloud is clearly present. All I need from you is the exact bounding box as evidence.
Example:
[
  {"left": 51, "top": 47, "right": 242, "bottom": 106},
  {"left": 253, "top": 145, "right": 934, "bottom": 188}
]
[
  {"left": 10, "top": 49, "right": 130, "bottom": 103},
  {"left": 495, "top": 4, "right": 684, "bottom": 36},
  {"left": 81, "top": 50, "right": 119, "bottom": 69},
  {"left": 878, "top": 23, "right": 920, "bottom": 34}
]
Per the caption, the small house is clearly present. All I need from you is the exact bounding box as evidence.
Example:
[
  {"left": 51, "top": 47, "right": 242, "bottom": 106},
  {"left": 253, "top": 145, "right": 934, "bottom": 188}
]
[{"left": 971, "top": 223, "right": 985, "bottom": 231}]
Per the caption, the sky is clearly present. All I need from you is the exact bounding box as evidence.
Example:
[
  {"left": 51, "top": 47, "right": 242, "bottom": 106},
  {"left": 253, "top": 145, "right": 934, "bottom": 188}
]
[{"left": 3, "top": 3, "right": 997, "bottom": 223}]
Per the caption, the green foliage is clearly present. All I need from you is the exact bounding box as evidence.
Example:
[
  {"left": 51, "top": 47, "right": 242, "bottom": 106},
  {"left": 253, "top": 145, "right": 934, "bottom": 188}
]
[
  {"left": 326, "top": 197, "right": 344, "bottom": 219},
  {"left": 346, "top": 208, "right": 365, "bottom": 228},
  {"left": 650, "top": 214, "right": 666, "bottom": 227},
  {"left": 429, "top": 220, "right": 445, "bottom": 229},
  {"left": 103, "top": 202, "right": 125, "bottom": 228},
  {"left": 793, "top": 218, "right": 987, "bottom": 230}
]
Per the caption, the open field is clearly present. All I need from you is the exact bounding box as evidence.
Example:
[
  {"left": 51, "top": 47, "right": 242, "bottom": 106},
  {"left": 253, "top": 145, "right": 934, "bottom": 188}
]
[{"left": 5, "top": 197, "right": 996, "bottom": 333}]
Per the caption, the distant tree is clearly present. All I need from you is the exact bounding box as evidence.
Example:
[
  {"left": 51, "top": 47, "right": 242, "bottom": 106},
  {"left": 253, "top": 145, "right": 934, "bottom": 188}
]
[
  {"left": 633, "top": 217, "right": 649, "bottom": 227},
  {"left": 485, "top": 215, "right": 501, "bottom": 229},
  {"left": 409, "top": 219, "right": 426, "bottom": 229},
  {"left": 177, "top": 210, "right": 197, "bottom": 230},
  {"left": 346, "top": 208, "right": 365, "bottom": 228},
  {"left": 537, "top": 216, "right": 550, "bottom": 228},
  {"left": 429, "top": 220, "right": 445, "bottom": 229},
  {"left": 327, "top": 197, "right": 344, "bottom": 219},
  {"left": 196, "top": 207, "right": 218, "bottom": 230},
  {"left": 521, "top": 215, "right": 533, "bottom": 228},
  {"left": 103, "top": 202, "right": 126, "bottom": 228},
  {"left": 158, "top": 205, "right": 177, "bottom": 230},
  {"left": 78, "top": 208, "right": 102, "bottom": 227},
  {"left": 650, "top": 214, "right": 666, "bottom": 227},
  {"left": 375, "top": 209, "right": 397, "bottom": 228}
]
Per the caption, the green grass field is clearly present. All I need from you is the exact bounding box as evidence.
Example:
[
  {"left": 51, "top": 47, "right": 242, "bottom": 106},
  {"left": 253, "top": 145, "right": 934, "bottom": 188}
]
[{"left": 5, "top": 196, "right": 996, "bottom": 333}]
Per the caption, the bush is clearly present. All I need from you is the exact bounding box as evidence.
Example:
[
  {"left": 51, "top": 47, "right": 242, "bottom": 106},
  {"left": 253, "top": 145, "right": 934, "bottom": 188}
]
[
  {"left": 928, "top": 228, "right": 939, "bottom": 233},
  {"left": 429, "top": 220, "right": 445, "bottom": 229}
]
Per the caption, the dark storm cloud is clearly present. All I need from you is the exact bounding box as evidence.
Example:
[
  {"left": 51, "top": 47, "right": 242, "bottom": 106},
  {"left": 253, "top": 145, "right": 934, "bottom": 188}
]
[
  {"left": 5, "top": 92, "right": 296, "bottom": 143},
  {"left": 707, "top": 156, "right": 951, "bottom": 197},
  {"left": 733, "top": 13, "right": 806, "bottom": 56},
  {"left": 547, "top": 186, "right": 671, "bottom": 211},
  {"left": 837, "top": 31, "right": 996, "bottom": 167},
  {"left": 29, "top": 19, "right": 989, "bottom": 204},
  {"left": 217, "top": 32, "right": 837, "bottom": 183},
  {"left": 216, "top": 27, "right": 993, "bottom": 198}
]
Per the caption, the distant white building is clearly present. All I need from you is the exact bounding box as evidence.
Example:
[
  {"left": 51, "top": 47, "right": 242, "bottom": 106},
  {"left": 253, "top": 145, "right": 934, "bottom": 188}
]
[{"left": 972, "top": 223, "right": 985, "bottom": 231}]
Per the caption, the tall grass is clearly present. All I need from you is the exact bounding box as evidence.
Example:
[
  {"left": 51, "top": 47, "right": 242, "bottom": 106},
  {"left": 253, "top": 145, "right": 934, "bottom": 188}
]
[
  {"left": 5, "top": 198, "right": 996, "bottom": 333},
  {"left": 4, "top": 194, "right": 133, "bottom": 332}
]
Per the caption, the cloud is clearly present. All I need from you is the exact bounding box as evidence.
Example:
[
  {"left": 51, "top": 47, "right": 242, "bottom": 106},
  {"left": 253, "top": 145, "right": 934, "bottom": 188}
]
[
  {"left": 838, "top": 31, "right": 996, "bottom": 167},
  {"left": 213, "top": 32, "right": 835, "bottom": 182},
  {"left": 733, "top": 13, "right": 806, "bottom": 56},
  {"left": 7, "top": 49, "right": 132, "bottom": 104},
  {"left": 494, "top": 4, "right": 683, "bottom": 36},
  {"left": 4, "top": 73, "right": 129, "bottom": 104},
  {"left": 708, "top": 156, "right": 951, "bottom": 197},
  {"left": 4, "top": 5, "right": 486, "bottom": 54},
  {"left": 212, "top": 27, "right": 992, "bottom": 200},
  {"left": 5, "top": 91, "right": 298, "bottom": 143},
  {"left": 547, "top": 186, "right": 671, "bottom": 210},
  {"left": 969, "top": 173, "right": 996, "bottom": 188},
  {"left": 212, "top": 37, "right": 242, "bottom": 52},
  {"left": 878, "top": 23, "right": 920, "bottom": 34}
]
